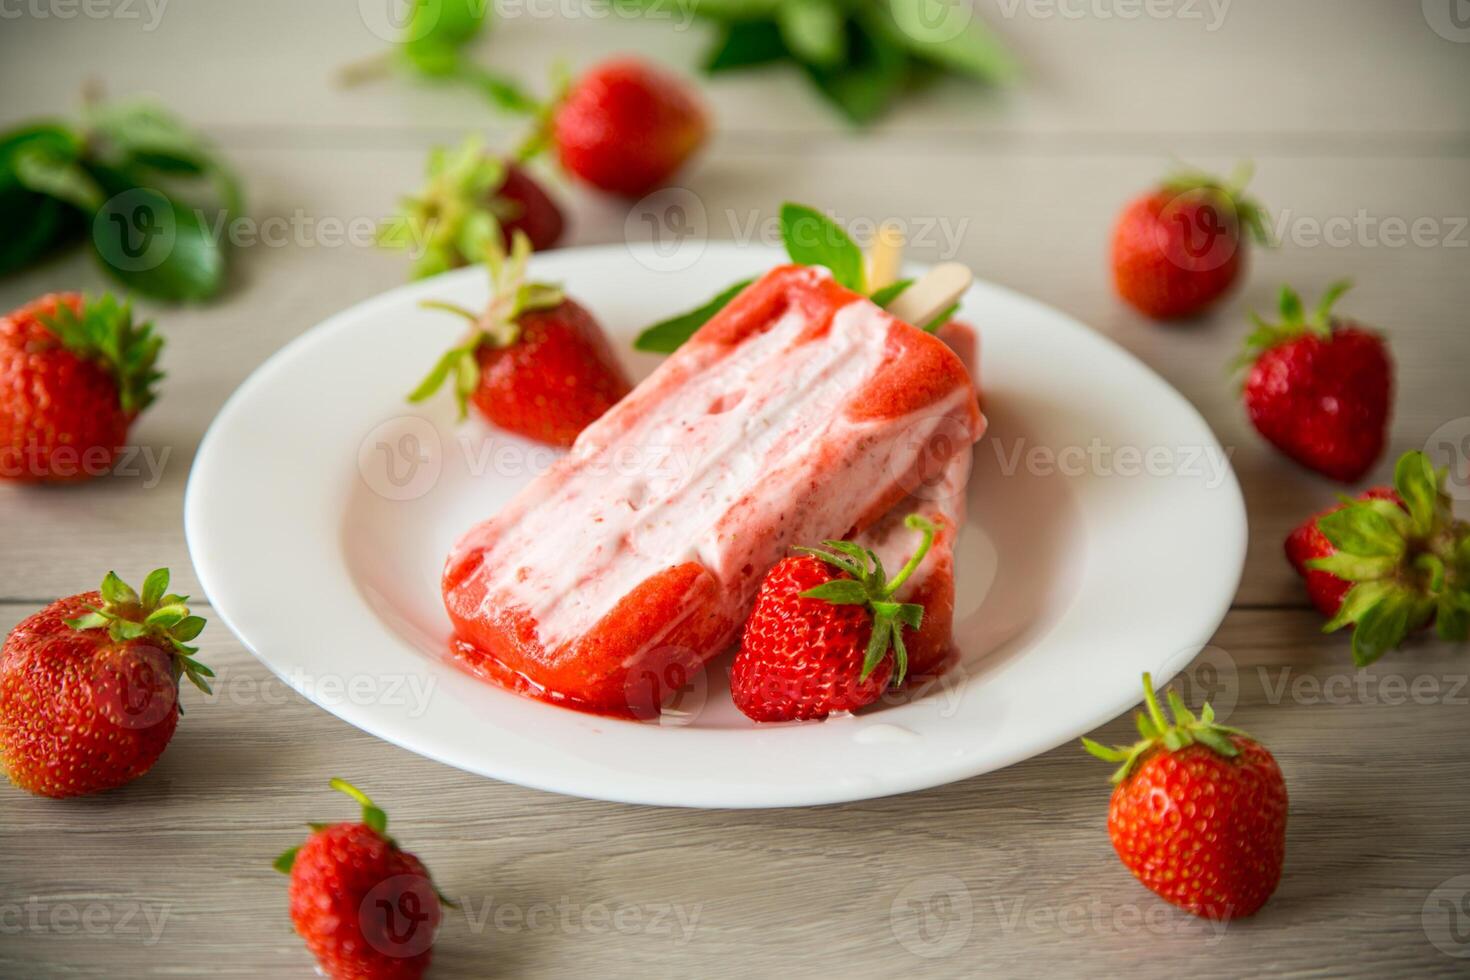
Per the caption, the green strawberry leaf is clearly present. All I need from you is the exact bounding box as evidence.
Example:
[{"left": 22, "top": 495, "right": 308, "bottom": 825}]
[
  {"left": 800, "top": 579, "right": 870, "bottom": 605},
  {"left": 780, "top": 202, "right": 866, "bottom": 291},
  {"left": 1394, "top": 450, "right": 1440, "bottom": 538},
  {"left": 273, "top": 847, "right": 300, "bottom": 874},
  {"left": 777, "top": 0, "right": 846, "bottom": 68}
]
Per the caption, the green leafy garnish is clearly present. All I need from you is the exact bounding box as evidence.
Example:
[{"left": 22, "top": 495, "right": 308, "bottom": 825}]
[
  {"left": 1082, "top": 673, "right": 1250, "bottom": 784},
  {"left": 410, "top": 231, "right": 565, "bottom": 419},
  {"left": 343, "top": 0, "right": 538, "bottom": 115},
  {"left": 0, "top": 99, "right": 240, "bottom": 301},
  {"left": 620, "top": 0, "right": 1016, "bottom": 124},
  {"left": 797, "top": 513, "right": 937, "bottom": 686},
  {"left": 634, "top": 201, "right": 946, "bottom": 353},
  {"left": 64, "top": 568, "right": 212, "bottom": 697},
  {"left": 1306, "top": 451, "right": 1470, "bottom": 666}
]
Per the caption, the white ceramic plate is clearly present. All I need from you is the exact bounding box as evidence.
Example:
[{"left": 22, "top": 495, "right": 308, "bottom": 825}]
[{"left": 185, "top": 243, "right": 1246, "bottom": 808}]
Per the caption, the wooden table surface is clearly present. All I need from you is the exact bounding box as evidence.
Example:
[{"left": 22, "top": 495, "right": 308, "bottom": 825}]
[{"left": 3, "top": 2, "right": 1469, "bottom": 977}]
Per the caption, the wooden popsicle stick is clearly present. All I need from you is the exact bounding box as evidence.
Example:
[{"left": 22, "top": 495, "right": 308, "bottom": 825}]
[
  {"left": 884, "top": 262, "right": 973, "bottom": 328},
  {"left": 867, "top": 221, "right": 906, "bottom": 292}
]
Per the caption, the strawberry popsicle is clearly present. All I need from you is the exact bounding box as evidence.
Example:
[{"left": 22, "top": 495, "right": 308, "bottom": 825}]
[{"left": 442, "top": 265, "right": 986, "bottom": 717}]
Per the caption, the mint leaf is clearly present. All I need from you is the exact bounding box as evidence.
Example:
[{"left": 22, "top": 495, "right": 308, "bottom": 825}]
[
  {"left": 634, "top": 279, "right": 753, "bottom": 353},
  {"left": 400, "top": 0, "right": 489, "bottom": 74},
  {"left": 885, "top": 0, "right": 1017, "bottom": 82},
  {"left": 780, "top": 202, "right": 865, "bottom": 291},
  {"left": 705, "top": 21, "right": 789, "bottom": 72},
  {"left": 804, "top": 13, "right": 907, "bottom": 125},
  {"left": 777, "top": 0, "right": 846, "bottom": 68},
  {"left": 91, "top": 182, "right": 226, "bottom": 302},
  {"left": 869, "top": 278, "right": 913, "bottom": 307}
]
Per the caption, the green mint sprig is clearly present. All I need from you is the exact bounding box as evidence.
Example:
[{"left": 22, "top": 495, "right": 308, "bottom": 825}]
[
  {"left": 615, "top": 0, "right": 1016, "bottom": 125},
  {"left": 634, "top": 201, "right": 949, "bottom": 353},
  {"left": 0, "top": 99, "right": 241, "bottom": 301}
]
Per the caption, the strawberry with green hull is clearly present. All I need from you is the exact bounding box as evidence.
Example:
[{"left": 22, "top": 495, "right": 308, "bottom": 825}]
[
  {"left": 1287, "top": 451, "right": 1470, "bottom": 666},
  {"left": 731, "top": 514, "right": 937, "bottom": 722},
  {"left": 1083, "top": 674, "right": 1287, "bottom": 921},
  {"left": 1238, "top": 281, "right": 1392, "bottom": 483},
  {"left": 1112, "top": 163, "right": 1270, "bottom": 320},
  {"left": 277, "top": 780, "right": 449, "bottom": 980},
  {"left": 0, "top": 292, "right": 161, "bottom": 482},
  {"left": 410, "top": 231, "right": 631, "bottom": 447},
  {"left": 379, "top": 135, "right": 564, "bottom": 280},
  {"left": 0, "top": 568, "right": 209, "bottom": 798}
]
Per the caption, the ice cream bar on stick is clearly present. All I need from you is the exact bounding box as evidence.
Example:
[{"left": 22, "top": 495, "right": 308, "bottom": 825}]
[{"left": 442, "top": 264, "right": 985, "bottom": 718}]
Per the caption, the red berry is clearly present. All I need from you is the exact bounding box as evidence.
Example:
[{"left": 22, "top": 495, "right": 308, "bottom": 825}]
[
  {"left": 1112, "top": 166, "right": 1268, "bottom": 320},
  {"left": 554, "top": 58, "right": 708, "bottom": 198},
  {"left": 1084, "top": 675, "right": 1287, "bottom": 920},
  {"left": 1239, "top": 282, "right": 1392, "bottom": 483},
  {"left": 1283, "top": 452, "right": 1469, "bottom": 664},
  {"left": 1285, "top": 486, "right": 1399, "bottom": 617},
  {"left": 0, "top": 293, "right": 159, "bottom": 482},
  {"left": 497, "top": 162, "right": 564, "bottom": 253},
  {"left": 732, "top": 517, "right": 938, "bottom": 722},
  {"left": 412, "top": 234, "right": 630, "bottom": 446},
  {"left": 281, "top": 782, "right": 445, "bottom": 980},
  {"left": 470, "top": 298, "right": 630, "bottom": 447},
  {"left": 0, "top": 569, "right": 208, "bottom": 798}
]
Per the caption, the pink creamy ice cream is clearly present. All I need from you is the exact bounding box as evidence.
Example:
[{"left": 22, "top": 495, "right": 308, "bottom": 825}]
[{"left": 442, "top": 265, "right": 986, "bottom": 717}]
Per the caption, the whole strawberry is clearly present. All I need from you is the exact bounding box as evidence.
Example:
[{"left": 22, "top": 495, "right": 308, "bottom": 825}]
[
  {"left": 731, "top": 515, "right": 936, "bottom": 722},
  {"left": 0, "top": 292, "right": 162, "bottom": 482},
  {"left": 1287, "top": 451, "right": 1470, "bottom": 665},
  {"left": 1238, "top": 281, "right": 1392, "bottom": 482},
  {"left": 552, "top": 58, "right": 708, "bottom": 198},
  {"left": 1083, "top": 674, "right": 1287, "bottom": 920},
  {"left": 410, "top": 231, "right": 630, "bottom": 446},
  {"left": 0, "top": 568, "right": 210, "bottom": 797},
  {"left": 1112, "top": 164, "right": 1270, "bottom": 320},
  {"left": 379, "top": 136, "right": 564, "bottom": 280},
  {"left": 277, "top": 780, "right": 449, "bottom": 980}
]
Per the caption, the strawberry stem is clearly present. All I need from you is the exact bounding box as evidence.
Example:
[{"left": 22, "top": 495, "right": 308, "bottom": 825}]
[
  {"left": 882, "top": 515, "right": 937, "bottom": 596},
  {"left": 1081, "top": 673, "right": 1248, "bottom": 784}
]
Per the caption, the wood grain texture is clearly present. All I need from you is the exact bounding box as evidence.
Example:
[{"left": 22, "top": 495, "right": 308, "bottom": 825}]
[{"left": 1, "top": 2, "right": 1469, "bottom": 977}]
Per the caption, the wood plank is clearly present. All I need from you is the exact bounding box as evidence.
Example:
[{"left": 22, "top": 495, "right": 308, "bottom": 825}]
[{"left": 0, "top": 606, "right": 1465, "bottom": 977}]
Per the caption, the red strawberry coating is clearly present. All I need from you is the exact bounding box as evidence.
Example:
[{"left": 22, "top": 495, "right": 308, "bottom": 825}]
[
  {"left": 731, "top": 555, "right": 892, "bottom": 722},
  {"left": 1108, "top": 737, "right": 1287, "bottom": 920},
  {"left": 553, "top": 58, "right": 708, "bottom": 198},
  {"left": 288, "top": 824, "right": 441, "bottom": 980},
  {"left": 0, "top": 293, "right": 134, "bottom": 482},
  {"left": 0, "top": 592, "right": 175, "bottom": 797},
  {"left": 1244, "top": 324, "right": 1392, "bottom": 483},
  {"left": 1285, "top": 486, "right": 1399, "bottom": 617},
  {"left": 1112, "top": 188, "right": 1247, "bottom": 320},
  {"left": 471, "top": 298, "right": 631, "bottom": 447}
]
